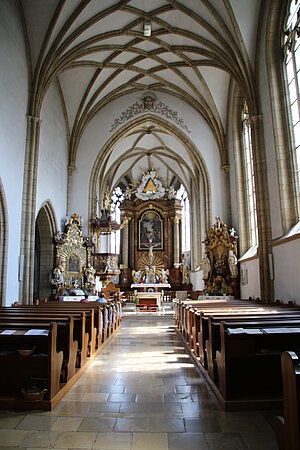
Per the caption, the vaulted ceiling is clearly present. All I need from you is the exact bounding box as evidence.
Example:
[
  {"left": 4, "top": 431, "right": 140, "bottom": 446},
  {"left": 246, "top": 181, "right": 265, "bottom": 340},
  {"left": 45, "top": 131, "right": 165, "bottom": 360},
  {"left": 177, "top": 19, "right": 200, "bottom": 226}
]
[{"left": 21, "top": 0, "right": 261, "bottom": 193}]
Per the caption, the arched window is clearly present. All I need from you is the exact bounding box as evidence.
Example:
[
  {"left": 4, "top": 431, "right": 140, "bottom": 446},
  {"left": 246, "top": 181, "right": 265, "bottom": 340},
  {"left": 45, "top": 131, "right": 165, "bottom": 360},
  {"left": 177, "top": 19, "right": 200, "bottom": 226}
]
[
  {"left": 283, "top": 0, "right": 300, "bottom": 216},
  {"left": 176, "top": 184, "right": 190, "bottom": 252},
  {"left": 242, "top": 101, "right": 258, "bottom": 247},
  {"left": 110, "top": 187, "right": 124, "bottom": 254}
]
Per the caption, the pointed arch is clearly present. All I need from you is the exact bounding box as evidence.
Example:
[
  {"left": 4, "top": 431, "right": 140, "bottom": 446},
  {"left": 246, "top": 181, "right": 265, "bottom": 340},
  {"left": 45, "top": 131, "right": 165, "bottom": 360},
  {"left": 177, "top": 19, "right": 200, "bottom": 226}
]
[
  {"left": 34, "top": 200, "right": 57, "bottom": 302},
  {"left": 88, "top": 114, "right": 212, "bottom": 270}
]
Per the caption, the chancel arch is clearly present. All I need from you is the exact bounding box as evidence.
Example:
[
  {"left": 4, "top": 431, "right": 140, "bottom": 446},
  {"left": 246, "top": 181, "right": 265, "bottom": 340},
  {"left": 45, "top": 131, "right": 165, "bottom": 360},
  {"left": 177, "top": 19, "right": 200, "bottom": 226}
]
[
  {"left": 88, "top": 114, "right": 213, "bottom": 275},
  {"left": 34, "top": 201, "right": 57, "bottom": 303},
  {"left": 0, "top": 177, "right": 8, "bottom": 306}
]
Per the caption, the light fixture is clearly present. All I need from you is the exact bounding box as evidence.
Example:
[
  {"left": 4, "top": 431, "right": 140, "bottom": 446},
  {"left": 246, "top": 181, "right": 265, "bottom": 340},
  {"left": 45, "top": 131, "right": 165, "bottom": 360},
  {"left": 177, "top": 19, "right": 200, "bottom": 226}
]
[{"left": 144, "top": 21, "right": 151, "bottom": 37}]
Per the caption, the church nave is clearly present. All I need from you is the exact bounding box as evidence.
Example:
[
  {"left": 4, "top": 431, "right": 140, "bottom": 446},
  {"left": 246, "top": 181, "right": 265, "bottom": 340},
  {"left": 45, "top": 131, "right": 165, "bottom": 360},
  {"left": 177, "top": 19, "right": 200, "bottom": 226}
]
[{"left": 0, "top": 315, "right": 278, "bottom": 450}]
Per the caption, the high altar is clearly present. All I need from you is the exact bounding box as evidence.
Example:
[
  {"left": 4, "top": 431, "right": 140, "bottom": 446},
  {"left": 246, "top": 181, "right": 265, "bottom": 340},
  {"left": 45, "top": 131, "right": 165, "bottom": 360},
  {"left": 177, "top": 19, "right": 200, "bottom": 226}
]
[{"left": 117, "top": 170, "right": 192, "bottom": 292}]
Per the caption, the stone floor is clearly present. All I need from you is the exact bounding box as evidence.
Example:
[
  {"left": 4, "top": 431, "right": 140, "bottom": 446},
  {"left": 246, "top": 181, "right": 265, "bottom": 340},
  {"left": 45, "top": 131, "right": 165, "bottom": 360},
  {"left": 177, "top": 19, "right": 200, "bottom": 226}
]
[{"left": 0, "top": 315, "right": 280, "bottom": 449}]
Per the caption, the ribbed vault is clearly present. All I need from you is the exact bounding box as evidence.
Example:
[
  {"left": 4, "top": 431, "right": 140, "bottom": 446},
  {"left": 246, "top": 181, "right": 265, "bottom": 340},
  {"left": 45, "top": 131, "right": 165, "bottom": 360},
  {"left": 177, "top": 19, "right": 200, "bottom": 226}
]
[{"left": 19, "top": 0, "right": 262, "bottom": 168}]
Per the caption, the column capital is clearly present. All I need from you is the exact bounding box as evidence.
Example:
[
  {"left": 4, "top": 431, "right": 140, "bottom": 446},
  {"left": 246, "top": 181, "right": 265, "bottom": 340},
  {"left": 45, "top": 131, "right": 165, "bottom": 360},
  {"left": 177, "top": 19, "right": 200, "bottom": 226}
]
[
  {"left": 68, "top": 165, "right": 77, "bottom": 177},
  {"left": 26, "top": 115, "right": 41, "bottom": 124}
]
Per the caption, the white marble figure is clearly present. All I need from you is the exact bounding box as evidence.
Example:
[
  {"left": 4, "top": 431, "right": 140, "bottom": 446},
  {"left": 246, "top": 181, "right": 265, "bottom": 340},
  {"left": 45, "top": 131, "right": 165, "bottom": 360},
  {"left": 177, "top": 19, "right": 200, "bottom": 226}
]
[
  {"left": 228, "top": 250, "right": 238, "bottom": 278},
  {"left": 200, "top": 253, "right": 211, "bottom": 280},
  {"left": 161, "top": 268, "right": 169, "bottom": 283},
  {"left": 52, "top": 265, "right": 64, "bottom": 286}
]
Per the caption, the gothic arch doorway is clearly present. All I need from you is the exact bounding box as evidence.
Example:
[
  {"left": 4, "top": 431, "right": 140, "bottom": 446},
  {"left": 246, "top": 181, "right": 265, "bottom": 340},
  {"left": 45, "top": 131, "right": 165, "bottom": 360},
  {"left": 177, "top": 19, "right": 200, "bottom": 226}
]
[
  {"left": 34, "top": 202, "right": 57, "bottom": 301},
  {"left": 0, "top": 178, "right": 8, "bottom": 305}
]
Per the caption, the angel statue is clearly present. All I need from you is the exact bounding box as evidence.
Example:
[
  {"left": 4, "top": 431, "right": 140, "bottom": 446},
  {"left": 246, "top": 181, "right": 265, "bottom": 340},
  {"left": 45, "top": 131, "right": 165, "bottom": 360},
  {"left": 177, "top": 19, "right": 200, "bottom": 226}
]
[
  {"left": 132, "top": 269, "right": 142, "bottom": 284},
  {"left": 161, "top": 268, "right": 169, "bottom": 283}
]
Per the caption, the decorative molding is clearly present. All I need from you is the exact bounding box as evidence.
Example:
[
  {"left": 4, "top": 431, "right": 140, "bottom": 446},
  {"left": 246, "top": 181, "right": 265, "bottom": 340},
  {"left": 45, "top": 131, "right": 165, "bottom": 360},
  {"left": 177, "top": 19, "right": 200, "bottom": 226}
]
[{"left": 109, "top": 96, "right": 191, "bottom": 133}]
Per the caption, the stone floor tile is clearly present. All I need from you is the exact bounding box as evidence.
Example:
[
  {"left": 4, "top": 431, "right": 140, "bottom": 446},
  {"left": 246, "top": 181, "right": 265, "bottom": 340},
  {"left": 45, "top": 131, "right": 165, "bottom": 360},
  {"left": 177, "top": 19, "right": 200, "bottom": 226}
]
[
  {"left": 78, "top": 417, "right": 116, "bottom": 432},
  {"left": 241, "top": 431, "right": 279, "bottom": 449},
  {"left": 108, "top": 393, "right": 136, "bottom": 402},
  {"left": 0, "top": 429, "right": 28, "bottom": 446},
  {"left": 18, "top": 430, "right": 61, "bottom": 448},
  {"left": 168, "top": 432, "right": 209, "bottom": 450},
  {"left": 16, "top": 415, "right": 57, "bottom": 430},
  {"left": 149, "top": 417, "right": 185, "bottom": 432},
  {"left": 163, "top": 377, "right": 187, "bottom": 386},
  {"left": 51, "top": 417, "right": 83, "bottom": 431},
  {"left": 62, "top": 392, "right": 84, "bottom": 401},
  {"left": 88, "top": 402, "right": 121, "bottom": 413},
  {"left": 0, "top": 414, "right": 24, "bottom": 429},
  {"left": 204, "top": 432, "right": 248, "bottom": 449},
  {"left": 53, "top": 431, "right": 97, "bottom": 448},
  {"left": 71, "top": 384, "right": 100, "bottom": 393},
  {"left": 80, "top": 393, "right": 109, "bottom": 403},
  {"left": 92, "top": 432, "right": 133, "bottom": 449},
  {"left": 120, "top": 402, "right": 152, "bottom": 414},
  {"left": 136, "top": 393, "right": 164, "bottom": 403},
  {"left": 150, "top": 402, "right": 183, "bottom": 414},
  {"left": 97, "top": 385, "right": 125, "bottom": 394},
  {"left": 185, "top": 417, "right": 221, "bottom": 433},
  {"left": 218, "top": 414, "right": 273, "bottom": 432},
  {"left": 114, "top": 417, "right": 149, "bottom": 432},
  {"left": 164, "top": 393, "right": 193, "bottom": 403},
  {"left": 131, "top": 432, "right": 168, "bottom": 450}
]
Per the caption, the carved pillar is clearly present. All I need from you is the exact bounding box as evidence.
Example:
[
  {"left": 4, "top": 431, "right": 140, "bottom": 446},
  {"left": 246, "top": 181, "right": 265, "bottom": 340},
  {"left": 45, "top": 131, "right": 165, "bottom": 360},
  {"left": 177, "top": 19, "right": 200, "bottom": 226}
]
[
  {"left": 19, "top": 115, "right": 41, "bottom": 304},
  {"left": 251, "top": 114, "right": 273, "bottom": 303},
  {"left": 173, "top": 217, "right": 180, "bottom": 268}
]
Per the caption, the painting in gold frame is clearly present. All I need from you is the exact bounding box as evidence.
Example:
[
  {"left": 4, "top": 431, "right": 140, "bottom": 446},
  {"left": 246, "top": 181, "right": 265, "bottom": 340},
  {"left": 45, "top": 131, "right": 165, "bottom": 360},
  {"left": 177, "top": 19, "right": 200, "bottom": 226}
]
[{"left": 138, "top": 210, "right": 164, "bottom": 250}]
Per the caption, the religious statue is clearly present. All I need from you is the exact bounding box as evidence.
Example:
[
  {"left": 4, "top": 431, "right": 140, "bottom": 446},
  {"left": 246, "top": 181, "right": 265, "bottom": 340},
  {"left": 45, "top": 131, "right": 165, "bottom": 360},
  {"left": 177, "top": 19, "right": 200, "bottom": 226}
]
[
  {"left": 104, "top": 255, "right": 111, "bottom": 273},
  {"left": 181, "top": 254, "right": 190, "bottom": 284},
  {"left": 161, "top": 268, "right": 169, "bottom": 283},
  {"left": 228, "top": 250, "right": 238, "bottom": 278},
  {"left": 200, "top": 253, "right": 211, "bottom": 279},
  {"left": 132, "top": 269, "right": 142, "bottom": 284},
  {"left": 86, "top": 264, "right": 96, "bottom": 285},
  {"left": 144, "top": 265, "right": 158, "bottom": 284},
  {"left": 51, "top": 265, "right": 64, "bottom": 287}
]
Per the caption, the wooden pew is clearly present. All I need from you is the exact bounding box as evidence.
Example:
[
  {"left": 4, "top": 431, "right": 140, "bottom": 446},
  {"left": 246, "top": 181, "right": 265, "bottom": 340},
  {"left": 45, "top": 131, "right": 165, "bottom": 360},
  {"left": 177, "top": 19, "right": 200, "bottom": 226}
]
[
  {"left": 216, "top": 320, "right": 300, "bottom": 410},
  {"left": 206, "top": 312, "right": 300, "bottom": 381},
  {"left": 0, "top": 315, "right": 78, "bottom": 381},
  {"left": 0, "top": 322, "right": 63, "bottom": 405},
  {"left": 0, "top": 308, "right": 89, "bottom": 368},
  {"left": 274, "top": 351, "right": 300, "bottom": 450}
]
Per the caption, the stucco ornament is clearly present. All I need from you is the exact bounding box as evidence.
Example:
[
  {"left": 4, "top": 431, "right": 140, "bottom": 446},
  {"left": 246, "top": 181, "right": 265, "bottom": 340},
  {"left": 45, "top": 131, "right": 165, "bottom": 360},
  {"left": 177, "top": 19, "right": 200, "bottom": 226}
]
[{"left": 136, "top": 170, "right": 165, "bottom": 200}]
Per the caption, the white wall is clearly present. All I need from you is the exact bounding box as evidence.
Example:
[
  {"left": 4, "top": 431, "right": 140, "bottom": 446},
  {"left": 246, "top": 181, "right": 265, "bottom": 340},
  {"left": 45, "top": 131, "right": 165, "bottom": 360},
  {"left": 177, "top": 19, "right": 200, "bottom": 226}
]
[
  {"left": 273, "top": 238, "right": 300, "bottom": 304},
  {"left": 240, "top": 258, "right": 261, "bottom": 300},
  {"left": 37, "top": 82, "right": 68, "bottom": 229},
  {"left": 0, "top": 1, "right": 27, "bottom": 304},
  {"left": 70, "top": 91, "right": 227, "bottom": 234}
]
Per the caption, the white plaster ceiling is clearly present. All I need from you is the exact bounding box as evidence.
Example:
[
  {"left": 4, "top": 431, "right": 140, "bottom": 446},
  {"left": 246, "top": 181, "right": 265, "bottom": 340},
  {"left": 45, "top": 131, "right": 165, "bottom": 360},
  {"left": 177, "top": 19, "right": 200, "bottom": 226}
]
[{"left": 21, "top": 0, "right": 261, "bottom": 193}]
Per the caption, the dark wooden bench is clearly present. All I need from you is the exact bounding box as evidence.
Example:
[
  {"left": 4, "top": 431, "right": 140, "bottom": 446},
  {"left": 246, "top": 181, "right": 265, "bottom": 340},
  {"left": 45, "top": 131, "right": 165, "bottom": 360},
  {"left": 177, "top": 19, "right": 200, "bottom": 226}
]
[
  {"left": 0, "top": 309, "right": 89, "bottom": 368},
  {"left": 216, "top": 320, "right": 300, "bottom": 410},
  {"left": 205, "top": 312, "right": 300, "bottom": 381},
  {"left": 0, "top": 316, "right": 78, "bottom": 382},
  {"left": 274, "top": 351, "right": 300, "bottom": 450},
  {"left": 0, "top": 322, "right": 63, "bottom": 407}
]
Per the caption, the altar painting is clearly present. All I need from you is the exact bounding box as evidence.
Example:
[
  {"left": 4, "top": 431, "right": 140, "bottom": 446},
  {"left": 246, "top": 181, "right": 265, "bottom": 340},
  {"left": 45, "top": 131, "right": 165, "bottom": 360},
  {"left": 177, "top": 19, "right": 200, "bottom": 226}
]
[{"left": 138, "top": 210, "right": 163, "bottom": 250}]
